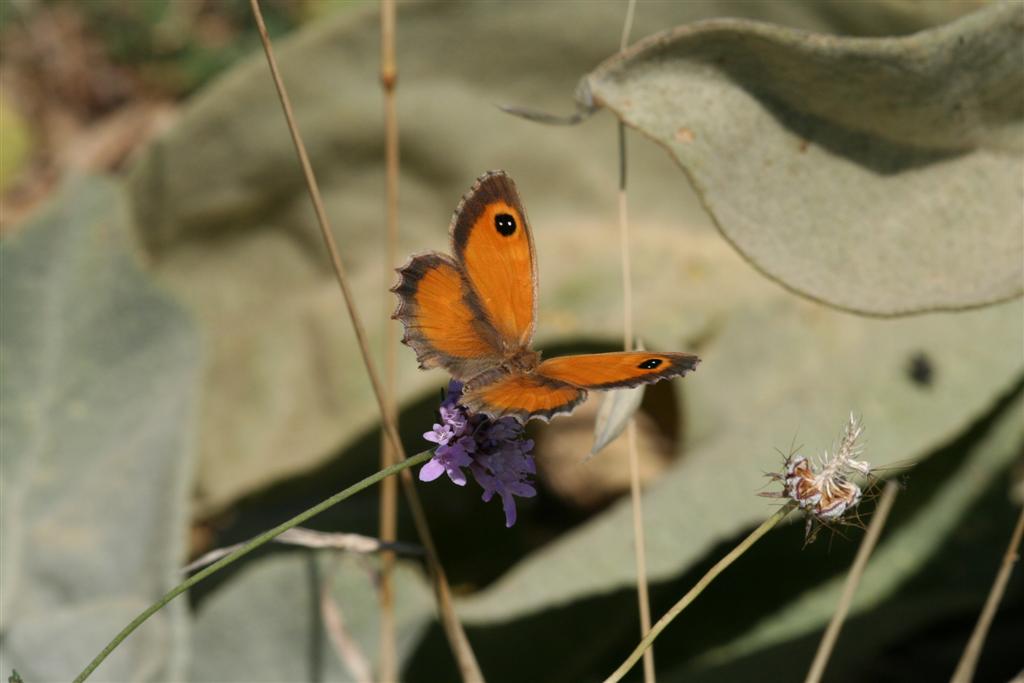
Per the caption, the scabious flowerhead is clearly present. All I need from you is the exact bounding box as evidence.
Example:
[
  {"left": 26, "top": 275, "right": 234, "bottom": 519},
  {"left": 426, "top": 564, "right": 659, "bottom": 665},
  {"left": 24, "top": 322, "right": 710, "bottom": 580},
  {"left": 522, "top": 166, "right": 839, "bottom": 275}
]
[
  {"left": 762, "top": 414, "right": 874, "bottom": 543},
  {"left": 420, "top": 381, "right": 536, "bottom": 527}
]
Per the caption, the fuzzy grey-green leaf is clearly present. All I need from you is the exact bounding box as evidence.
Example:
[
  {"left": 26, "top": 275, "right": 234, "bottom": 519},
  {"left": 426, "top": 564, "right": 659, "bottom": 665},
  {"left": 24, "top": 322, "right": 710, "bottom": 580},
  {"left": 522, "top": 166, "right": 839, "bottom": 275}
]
[
  {"left": 124, "top": 0, "right": 994, "bottom": 513},
  {"left": 582, "top": 2, "right": 1024, "bottom": 315},
  {"left": 189, "top": 554, "right": 433, "bottom": 682},
  {"left": 0, "top": 176, "right": 200, "bottom": 681},
  {"left": 686, "top": 390, "right": 1024, "bottom": 680}
]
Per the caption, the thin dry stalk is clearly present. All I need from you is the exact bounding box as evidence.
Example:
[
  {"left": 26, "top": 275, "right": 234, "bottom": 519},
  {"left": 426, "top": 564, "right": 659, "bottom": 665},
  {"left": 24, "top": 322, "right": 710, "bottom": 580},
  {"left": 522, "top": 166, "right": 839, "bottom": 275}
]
[
  {"left": 804, "top": 480, "right": 900, "bottom": 683},
  {"left": 249, "top": 3, "right": 483, "bottom": 680},
  {"left": 74, "top": 449, "right": 433, "bottom": 683},
  {"left": 604, "top": 503, "right": 796, "bottom": 683},
  {"left": 949, "top": 504, "right": 1024, "bottom": 683},
  {"left": 625, "top": 418, "right": 654, "bottom": 682},
  {"left": 321, "top": 554, "right": 374, "bottom": 683},
  {"left": 615, "top": 1, "right": 653, "bottom": 681},
  {"left": 378, "top": 0, "right": 400, "bottom": 680},
  {"left": 182, "top": 528, "right": 420, "bottom": 574}
]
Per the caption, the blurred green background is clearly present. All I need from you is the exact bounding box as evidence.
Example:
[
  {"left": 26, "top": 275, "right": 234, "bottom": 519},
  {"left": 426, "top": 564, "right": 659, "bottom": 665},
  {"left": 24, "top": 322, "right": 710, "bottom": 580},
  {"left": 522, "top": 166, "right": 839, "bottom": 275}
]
[{"left": 2, "top": 1, "right": 1022, "bottom": 682}]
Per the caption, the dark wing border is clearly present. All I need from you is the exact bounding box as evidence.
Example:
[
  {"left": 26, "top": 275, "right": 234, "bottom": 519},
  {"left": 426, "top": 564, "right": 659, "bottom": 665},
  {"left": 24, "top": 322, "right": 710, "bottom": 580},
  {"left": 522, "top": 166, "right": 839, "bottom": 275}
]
[{"left": 448, "top": 170, "right": 539, "bottom": 348}]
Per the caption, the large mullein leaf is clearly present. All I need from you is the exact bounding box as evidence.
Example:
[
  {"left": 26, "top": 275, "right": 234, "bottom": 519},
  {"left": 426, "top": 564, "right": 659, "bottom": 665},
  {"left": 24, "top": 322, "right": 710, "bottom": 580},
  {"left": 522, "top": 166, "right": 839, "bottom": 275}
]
[
  {"left": 580, "top": 2, "right": 1024, "bottom": 315},
  {"left": 0, "top": 176, "right": 200, "bottom": 681},
  {"left": 189, "top": 553, "right": 433, "bottom": 682},
  {"left": 125, "top": 0, "right": 981, "bottom": 514}
]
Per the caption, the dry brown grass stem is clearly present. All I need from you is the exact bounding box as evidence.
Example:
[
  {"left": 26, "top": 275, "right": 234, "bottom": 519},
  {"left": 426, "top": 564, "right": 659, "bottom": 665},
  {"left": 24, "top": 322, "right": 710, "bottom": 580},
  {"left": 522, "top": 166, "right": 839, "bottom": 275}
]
[
  {"left": 604, "top": 503, "right": 796, "bottom": 683},
  {"left": 249, "top": 2, "right": 483, "bottom": 680},
  {"left": 378, "top": 0, "right": 400, "bottom": 680},
  {"left": 615, "top": 1, "right": 653, "bottom": 681},
  {"left": 804, "top": 480, "right": 900, "bottom": 683},
  {"left": 949, "top": 503, "right": 1024, "bottom": 683},
  {"left": 181, "top": 528, "right": 420, "bottom": 574},
  {"left": 321, "top": 554, "right": 374, "bottom": 683}
]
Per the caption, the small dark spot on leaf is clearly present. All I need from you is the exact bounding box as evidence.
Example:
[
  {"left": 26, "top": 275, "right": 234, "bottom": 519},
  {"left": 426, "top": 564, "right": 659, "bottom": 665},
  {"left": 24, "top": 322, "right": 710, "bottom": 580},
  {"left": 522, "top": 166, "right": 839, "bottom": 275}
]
[
  {"left": 907, "top": 351, "right": 934, "bottom": 387},
  {"left": 495, "top": 213, "right": 516, "bottom": 236},
  {"left": 639, "top": 358, "right": 662, "bottom": 370}
]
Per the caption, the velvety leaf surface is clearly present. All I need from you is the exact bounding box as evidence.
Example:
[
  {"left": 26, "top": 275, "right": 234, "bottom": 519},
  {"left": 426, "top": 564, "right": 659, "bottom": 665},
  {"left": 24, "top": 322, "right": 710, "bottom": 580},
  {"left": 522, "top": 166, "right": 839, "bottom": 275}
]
[
  {"left": 0, "top": 176, "right": 201, "bottom": 681},
  {"left": 106, "top": 1, "right": 1020, "bottom": 678},
  {"left": 125, "top": 0, "right": 981, "bottom": 513},
  {"left": 189, "top": 553, "right": 433, "bottom": 682},
  {"left": 582, "top": 2, "right": 1024, "bottom": 315},
  {"left": 399, "top": 382, "right": 1023, "bottom": 682},
  {"left": 675, "top": 387, "right": 1019, "bottom": 679},
  {"left": 458, "top": 260, "right": 1023, "bottom": 623}
]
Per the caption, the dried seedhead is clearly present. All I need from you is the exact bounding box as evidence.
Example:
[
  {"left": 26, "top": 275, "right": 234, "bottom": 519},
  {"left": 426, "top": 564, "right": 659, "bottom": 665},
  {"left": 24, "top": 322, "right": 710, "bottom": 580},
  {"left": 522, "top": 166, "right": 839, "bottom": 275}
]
[{"left": 762, "top": 414, "right": 874, "bottom": 543}]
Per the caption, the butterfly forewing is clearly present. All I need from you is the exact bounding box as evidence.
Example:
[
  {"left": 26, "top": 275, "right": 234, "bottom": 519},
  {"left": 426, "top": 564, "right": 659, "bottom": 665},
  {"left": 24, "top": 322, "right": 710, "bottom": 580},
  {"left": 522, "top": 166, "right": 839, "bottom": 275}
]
[
  {"left": 537, "top": 352, "right": 700, "bottom": 390},
  {"left": 451, "top": 171, "right": 537, "bottom": 351},
  {"left": 391, "top": 253, "right": 504, "bottom": 379}
]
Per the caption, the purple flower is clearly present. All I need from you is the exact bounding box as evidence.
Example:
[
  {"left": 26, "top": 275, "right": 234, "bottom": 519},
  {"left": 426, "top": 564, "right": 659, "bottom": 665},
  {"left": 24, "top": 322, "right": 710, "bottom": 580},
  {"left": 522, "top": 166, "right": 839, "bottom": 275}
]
[
  {"left": 419, "top": 436, "right": 474, "bottom": 486},
  {"left": 423, "top": 423, "right": 455, "bottom": 447},
  {"left": 419, "top": 380, "right": 536, "bottom": 526}
]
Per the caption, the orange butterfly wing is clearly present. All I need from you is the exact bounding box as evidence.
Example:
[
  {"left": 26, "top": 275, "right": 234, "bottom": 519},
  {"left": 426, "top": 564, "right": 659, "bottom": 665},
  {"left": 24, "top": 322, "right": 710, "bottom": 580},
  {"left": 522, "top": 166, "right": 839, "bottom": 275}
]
[
  {"left": 462, "top": 352, "right": 700, "bottom": 422},
  {"left": 450, "top": 171, "right": 537, "bottom": 351},
  {"left": 393, "top": 171, "right": 539, "bottom": 380},
  {"left": 460, "top": 374, "right": 586, "bottom": 423},
  {"left": 391, "top": 253, "right": 503, "bottom": 379},
  {"left": 537, "top": 352, "right": 700, "bottom": 389}
]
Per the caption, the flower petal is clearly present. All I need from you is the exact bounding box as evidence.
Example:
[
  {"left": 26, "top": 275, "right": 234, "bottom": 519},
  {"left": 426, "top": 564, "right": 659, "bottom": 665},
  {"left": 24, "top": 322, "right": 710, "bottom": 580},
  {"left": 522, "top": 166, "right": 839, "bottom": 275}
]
[
  {"left": 419, "top": 459, "right": 445, "bottom": 482},
  {"left": 446, "top": 465, "right": 468, "bottom": 487},
  {"left": 500, "top": 491, "right": 518, "bottom": 527}
]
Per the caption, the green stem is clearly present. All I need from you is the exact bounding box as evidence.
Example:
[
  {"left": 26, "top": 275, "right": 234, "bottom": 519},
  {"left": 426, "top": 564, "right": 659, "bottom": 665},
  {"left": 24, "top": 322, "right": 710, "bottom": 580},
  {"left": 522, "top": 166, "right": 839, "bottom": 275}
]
[
  {"left": 73, "top": 449, "right": 433, "bottom": 683},
  {"left": 603, "top": 503, "right": 796, "bottom": 683}
]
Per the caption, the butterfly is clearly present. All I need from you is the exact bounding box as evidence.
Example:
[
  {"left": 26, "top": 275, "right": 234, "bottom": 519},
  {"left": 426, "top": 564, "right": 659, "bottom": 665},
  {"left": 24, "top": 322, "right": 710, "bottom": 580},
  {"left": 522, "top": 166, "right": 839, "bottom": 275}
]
[{"left": 392, "top": 170, "right": 700, "bottom": 423}]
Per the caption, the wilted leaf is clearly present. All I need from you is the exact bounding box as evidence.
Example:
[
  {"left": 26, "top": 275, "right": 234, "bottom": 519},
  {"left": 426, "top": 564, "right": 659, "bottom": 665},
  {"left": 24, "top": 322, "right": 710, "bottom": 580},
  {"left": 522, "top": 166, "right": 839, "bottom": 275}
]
[
  {"left": 0, "top": 176, "right": 201, "bottom": 681},
  {"left": 581, "top": 2, "right": 1024, "bottom": 315},
  {"left": 189, "top": 553, "right": 434, "bottom": 682},
  {"left": 591, "top": 386, "right": 646, "bottom": 458}
]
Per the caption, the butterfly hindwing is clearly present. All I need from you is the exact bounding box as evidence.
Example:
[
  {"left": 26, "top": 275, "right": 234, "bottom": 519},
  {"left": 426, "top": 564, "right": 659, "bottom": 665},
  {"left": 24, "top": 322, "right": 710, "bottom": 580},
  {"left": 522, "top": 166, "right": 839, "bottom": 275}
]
[
  {"left": 537, "top": 352, "right": 700, "bottom": 390},
  {"left": 391, "top": 252, "right": 504, "bottom": 379},
  {"left": 450, "top": 171, "right": 537, "bottom": 351},
  {"left": 460, "top": 373, "right": 586, "bottom": 423}
]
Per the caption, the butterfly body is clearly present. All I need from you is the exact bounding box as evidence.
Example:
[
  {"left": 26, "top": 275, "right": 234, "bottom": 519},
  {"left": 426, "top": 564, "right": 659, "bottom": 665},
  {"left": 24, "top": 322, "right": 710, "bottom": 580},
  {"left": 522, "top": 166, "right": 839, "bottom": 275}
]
[
  {"left": 460, "top": 348, "right": 542, "bottom": 389},
  {"left": 392, "top": 170, "right": 700, "bottom": 423}
]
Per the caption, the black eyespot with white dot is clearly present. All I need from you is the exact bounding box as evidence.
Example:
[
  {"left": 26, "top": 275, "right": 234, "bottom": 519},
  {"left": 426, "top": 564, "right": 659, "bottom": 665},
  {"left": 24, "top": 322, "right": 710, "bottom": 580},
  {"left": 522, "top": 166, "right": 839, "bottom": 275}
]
[
  {"left": 638, "top": 358, "right": 662, "bottom": 370},
  {"left": 494, "top": 213, "right": 517, "bottom": 236}
]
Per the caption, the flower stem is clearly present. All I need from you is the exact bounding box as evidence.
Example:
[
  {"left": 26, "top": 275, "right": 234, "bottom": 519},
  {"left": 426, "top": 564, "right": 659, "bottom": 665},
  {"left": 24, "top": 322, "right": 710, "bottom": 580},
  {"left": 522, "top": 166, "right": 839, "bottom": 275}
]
[
  {"left": 72, "top": 449, "right": 433, "bottom": 683},
  {"left": 805, "top": 480, "right": 899, "bottom": 683},
  {"left": 603, "top": 503, "right": 795, "bottom": 683}
]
